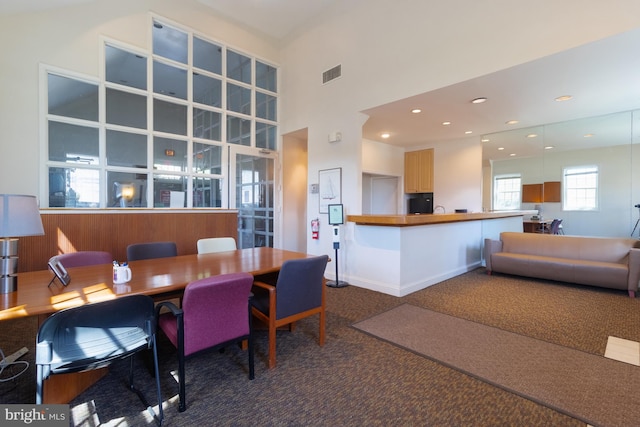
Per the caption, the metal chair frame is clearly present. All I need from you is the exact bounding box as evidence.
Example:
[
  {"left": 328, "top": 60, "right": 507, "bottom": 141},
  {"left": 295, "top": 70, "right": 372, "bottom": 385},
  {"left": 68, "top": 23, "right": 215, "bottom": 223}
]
[{"left": 36, "top": 295, "right": 163, "bottom": 425}]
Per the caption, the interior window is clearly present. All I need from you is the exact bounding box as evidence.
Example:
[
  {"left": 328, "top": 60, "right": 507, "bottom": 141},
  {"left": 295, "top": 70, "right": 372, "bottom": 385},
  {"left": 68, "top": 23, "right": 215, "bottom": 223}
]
[{"left": 43, "top": 16, "right": 277, "bottom": 208}]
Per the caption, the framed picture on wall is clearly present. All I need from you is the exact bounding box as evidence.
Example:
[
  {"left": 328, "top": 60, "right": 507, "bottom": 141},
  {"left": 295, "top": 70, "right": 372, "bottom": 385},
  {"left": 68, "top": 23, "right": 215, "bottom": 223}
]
[{"left": 319, "top": 167, "right": 341, "bottom": 213}]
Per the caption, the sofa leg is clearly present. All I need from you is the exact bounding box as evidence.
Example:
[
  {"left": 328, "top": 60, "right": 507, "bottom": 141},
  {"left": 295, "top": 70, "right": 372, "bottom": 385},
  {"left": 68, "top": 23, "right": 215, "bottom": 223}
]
[
  {"left": 629, "top": 290, "right": 635, "bottom": 298},
  {"left": 486, "top": 270, "right": 492, "bottom": 275}
]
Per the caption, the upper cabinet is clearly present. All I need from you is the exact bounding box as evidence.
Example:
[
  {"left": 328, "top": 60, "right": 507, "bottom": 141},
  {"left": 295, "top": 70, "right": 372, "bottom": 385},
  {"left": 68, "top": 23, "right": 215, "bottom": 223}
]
[
  {"left": 522, "top": 183, "right": 543, "bottom": 203},
  {"left": 404, "top": 148, "right": 433, "bottom": 193},
  {"left": 522, "top": 181, "right": 561, "bottom": 203}
]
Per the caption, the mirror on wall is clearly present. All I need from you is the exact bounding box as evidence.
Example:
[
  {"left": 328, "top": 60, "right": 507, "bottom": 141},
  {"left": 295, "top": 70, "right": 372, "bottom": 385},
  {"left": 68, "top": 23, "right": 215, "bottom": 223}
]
[{"left": 483, "top": 110, "right": 638, "bottom": 238}]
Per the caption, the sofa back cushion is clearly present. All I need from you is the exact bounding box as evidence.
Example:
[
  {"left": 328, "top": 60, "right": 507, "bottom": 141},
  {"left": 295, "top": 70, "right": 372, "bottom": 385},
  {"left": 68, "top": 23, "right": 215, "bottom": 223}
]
[{"left": 500, "top": 232, "right": 638, "bottom": 264}]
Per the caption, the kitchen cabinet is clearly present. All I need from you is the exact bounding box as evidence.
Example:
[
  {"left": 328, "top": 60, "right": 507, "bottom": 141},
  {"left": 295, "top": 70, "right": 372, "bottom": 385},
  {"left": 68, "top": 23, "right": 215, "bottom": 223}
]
[
  {"left": 543, "top": 181, "right": 561, "bottom": 202},
  {"left": 404, "top": 148, "right": 433, "bottom": 193},
  {"left": 522, "top": 184, "right": 543, "bottom": 203},
  {"left": 522, "top": 181, "right": 561, "bottom": 203}
]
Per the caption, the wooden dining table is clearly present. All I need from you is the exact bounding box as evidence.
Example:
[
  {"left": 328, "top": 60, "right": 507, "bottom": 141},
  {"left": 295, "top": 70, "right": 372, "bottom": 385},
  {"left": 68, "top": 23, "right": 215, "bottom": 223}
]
[{"left": 3, "top": 247, "right": 317, "bottom": 403}]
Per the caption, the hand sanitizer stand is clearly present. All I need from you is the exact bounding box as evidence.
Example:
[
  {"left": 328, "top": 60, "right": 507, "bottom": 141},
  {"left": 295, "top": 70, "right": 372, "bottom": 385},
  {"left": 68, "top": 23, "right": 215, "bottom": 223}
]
[{"left": 326, "top": 204, "right": 348, "bottom": 288}]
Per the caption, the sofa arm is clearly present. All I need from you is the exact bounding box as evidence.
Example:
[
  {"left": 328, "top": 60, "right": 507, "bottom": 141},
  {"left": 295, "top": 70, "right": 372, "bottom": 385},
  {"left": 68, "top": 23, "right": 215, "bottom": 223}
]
[
  {"left": 484, "top": 238, "right": 503, "bottom": 273},
  {"left": 628, "top": 248, "right": 640, "bottom": 297}
]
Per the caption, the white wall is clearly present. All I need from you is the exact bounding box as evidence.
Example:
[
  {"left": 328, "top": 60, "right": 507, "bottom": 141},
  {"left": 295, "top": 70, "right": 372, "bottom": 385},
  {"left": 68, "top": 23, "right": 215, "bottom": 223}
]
[{"left": 279, "top": 0, "right": 640, "bottom": 256}]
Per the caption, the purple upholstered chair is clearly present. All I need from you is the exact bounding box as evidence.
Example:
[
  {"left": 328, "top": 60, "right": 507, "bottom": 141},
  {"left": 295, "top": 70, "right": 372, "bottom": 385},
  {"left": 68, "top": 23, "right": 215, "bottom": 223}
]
[
  {"left": 49, "top": 251, "right": 113, "bottom": 268},
  {"left": 156, "top": 272, "right": 255, "bottom": 412}
]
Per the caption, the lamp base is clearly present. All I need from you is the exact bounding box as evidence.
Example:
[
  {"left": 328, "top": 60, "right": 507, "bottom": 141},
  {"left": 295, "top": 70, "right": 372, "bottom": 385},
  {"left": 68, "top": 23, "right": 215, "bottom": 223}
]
[
  {"left": 0, "top": 275, "right": 17, "bottom": 293},
  {"left": 1, "top": 238, "right": 19, "bottom": 293}
]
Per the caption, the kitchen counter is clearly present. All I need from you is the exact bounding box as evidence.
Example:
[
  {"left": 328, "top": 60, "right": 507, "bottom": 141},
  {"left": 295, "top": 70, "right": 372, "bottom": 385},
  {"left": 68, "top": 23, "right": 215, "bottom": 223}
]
[
  {"left": 340, "top": 212, "right": 524, "bottom": 296},
  {"left": 347, "top": 211, "right": 526, "bottom": 226}
]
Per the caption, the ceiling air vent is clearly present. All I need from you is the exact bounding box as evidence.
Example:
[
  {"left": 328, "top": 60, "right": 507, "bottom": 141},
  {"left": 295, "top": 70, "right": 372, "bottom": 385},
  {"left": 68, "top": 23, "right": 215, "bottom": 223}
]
[{"left": 322, "top": 64, "right": 342, "bottom": 84}]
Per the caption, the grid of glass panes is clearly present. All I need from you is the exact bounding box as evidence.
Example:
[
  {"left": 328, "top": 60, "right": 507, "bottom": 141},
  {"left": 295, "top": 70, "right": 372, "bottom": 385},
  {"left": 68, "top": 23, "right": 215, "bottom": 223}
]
[
  {"left": 563, "top": 166, "right": 598, "bottom": 210},
  {"left": 493, "top": 175, "right": 522, "bottom": 210},
  {"left": 44, "top": 17, "right": 277, "bottom": 208}
]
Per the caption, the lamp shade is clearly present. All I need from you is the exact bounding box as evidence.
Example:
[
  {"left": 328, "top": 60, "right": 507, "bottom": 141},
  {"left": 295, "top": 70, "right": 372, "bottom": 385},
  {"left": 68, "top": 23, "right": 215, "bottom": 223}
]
[{"left": 0, "top": 194, "right": 45, "bottom": 238}]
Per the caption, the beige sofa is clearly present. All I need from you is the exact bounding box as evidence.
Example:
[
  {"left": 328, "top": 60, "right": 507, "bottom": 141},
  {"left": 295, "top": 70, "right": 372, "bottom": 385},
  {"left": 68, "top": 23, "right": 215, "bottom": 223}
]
[{"left": 484, "top": 232, "right": 640, "bottom": 297}]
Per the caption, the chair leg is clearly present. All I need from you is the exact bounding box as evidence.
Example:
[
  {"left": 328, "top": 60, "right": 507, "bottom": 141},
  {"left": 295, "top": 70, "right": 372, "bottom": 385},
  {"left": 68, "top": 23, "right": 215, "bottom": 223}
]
[
  {"left": 178, "top": 345, "right": 186, "bottom": 412},
  {"left": 268, "top": 319, "right": 277, "bottom": 369},
  {"left": 127, "top": 348, "right": 164, "bottom": 426},
  {"left": 35, "top": 367, "right": 43, "bottom": 404},
  {"left": 319, "top": 310, "right": 326, "bottom": 347},
  {"left": 151, "top": 337, "right": 164, "bottom": 425},
  {"left": 248, "top": 303, "right": 255, "bottom": 380}
]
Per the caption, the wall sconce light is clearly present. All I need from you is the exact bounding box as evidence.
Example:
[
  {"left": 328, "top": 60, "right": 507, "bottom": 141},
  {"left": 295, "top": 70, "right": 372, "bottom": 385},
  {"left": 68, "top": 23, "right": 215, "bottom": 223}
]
[{"left": 0, "top": 195, "right": 45, "bottom": 293}]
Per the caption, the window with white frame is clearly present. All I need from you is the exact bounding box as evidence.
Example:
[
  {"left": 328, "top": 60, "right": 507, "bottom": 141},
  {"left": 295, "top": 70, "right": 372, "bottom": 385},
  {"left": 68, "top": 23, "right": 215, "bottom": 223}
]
[
  {"left": 563, "top": 165, "right": 598, "bottom": 210},
  {"left": 43, "top": 16, "right": 278, "bottom": 209},
  {"left": 493, "top": 175, "right": 521, "bottom": 210}
]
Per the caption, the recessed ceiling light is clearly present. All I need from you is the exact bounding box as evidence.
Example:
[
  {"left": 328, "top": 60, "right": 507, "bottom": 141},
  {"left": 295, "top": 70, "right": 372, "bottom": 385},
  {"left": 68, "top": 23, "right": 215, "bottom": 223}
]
[
  {"left": 555, "top": 95, "right": 573, "bottom": 102},
  {"left": 527, "top": 134, "right": 538, "bottom": 138},
  {"left": 509, "top": 153, "right": 516, "bottom": 157},
  {"left": 380, "top": 133, "right": 390, "bottom": 139},
  {"left": 544, "top": 146, "right": 554, "bottom": 150},
  {"left": 584, "top": 133, "right": 594, "bottom": 138},
  {"left": 506, "top": 120, "right": 519, "bottom": 125},
  {"left": 465, "top": 130, "right": 473, "bottom": 134},
  {"left": 481, "top": 138, "right": 490, "bottom": 143},
  {"left": 411, "top": 108, "right": 422, "bottom": 114},
  {"left": 442, "top": 121, "right": 451, "bottom": 126},
  {"left": 498, "top": 147, "right": 505, "bottom": 151},
  {"left": 471, "top": 97, "right": 487, "bottom": 104}
]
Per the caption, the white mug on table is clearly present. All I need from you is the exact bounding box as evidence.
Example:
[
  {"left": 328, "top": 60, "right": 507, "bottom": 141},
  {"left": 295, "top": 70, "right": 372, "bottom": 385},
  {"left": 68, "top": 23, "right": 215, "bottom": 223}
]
[{"left": 113, "top": 265, "right": 132, "bottom": 284}]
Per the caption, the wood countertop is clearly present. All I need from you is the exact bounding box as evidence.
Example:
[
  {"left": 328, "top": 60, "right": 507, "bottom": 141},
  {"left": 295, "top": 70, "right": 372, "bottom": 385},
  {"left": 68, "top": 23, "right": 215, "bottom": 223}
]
[{"left": 346, "top": 211, "right": 526, "bottom": 226}]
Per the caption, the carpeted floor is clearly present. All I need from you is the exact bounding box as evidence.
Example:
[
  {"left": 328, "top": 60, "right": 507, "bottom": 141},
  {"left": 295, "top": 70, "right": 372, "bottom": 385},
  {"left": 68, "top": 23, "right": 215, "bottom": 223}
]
[
  {"left": 354, "top": 303, "right": 639, "bottom": 427},
  {"left": 2, "top": 268, "right": 639, "bottom": 426}
]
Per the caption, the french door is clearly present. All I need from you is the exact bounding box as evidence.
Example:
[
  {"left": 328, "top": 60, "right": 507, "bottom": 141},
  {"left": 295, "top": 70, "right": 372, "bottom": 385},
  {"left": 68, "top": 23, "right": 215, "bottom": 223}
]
[{"left": 228, "top": 145, "right": 277, "bottom": 248}]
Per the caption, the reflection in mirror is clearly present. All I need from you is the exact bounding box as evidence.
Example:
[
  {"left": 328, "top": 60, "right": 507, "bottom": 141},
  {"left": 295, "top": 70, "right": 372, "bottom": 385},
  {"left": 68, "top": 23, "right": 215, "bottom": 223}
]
[
  {"left": 152, "top": 20, "right": 188, "bottom": 64},
  {"left": 483, "top": 111, "right": 635, "bottom": 237},
  {"left": 106, "top": 88, "right": 147, "bottom": 129},
  {"left": 153, "top": 60, "right": 187, "bottom": 99},
  {"left": 106, "top": 130, "right": 147, "bottom": 168},
  {"left": 107, "top": 171, "right": 147, "bottom": 208},
  {"left": 193, "top": 37, "right": 222, "bottom": 75},
  {"left": 105, "top": 45, "right": 146, "bottom": 90},
  {"left": 48, "top": 73, "right": 98, "bottom": 121}
]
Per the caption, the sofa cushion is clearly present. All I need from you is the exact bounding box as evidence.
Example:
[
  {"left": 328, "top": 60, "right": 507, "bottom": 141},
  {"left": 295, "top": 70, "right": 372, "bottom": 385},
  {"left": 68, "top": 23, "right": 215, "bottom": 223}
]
[
  {"left": 491, "top": 252, "right": 629, "bottom": 289},
  {"left": 500, "top": 232, "right": 637, "bottom": 264}
]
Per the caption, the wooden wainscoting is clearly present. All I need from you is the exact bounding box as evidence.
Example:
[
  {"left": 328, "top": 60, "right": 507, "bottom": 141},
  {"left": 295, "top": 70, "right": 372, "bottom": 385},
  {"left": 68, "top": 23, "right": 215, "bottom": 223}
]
[{"left": 18, "top": 210, "right": 238, "bottom": 272}]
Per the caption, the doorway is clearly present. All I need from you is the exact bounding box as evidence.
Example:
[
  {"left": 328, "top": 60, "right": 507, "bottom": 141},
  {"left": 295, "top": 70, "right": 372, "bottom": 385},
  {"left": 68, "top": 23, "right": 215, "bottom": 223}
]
[{"left": 229, "top": 145, "right": 277, "bottom": 248}]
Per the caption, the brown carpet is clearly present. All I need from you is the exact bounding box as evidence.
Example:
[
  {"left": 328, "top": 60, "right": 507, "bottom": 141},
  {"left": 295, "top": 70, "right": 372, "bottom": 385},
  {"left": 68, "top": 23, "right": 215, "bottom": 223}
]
[
  {"left": 5, "top": 268, "right": 639, "bottom": 425},
  {"left": 354, "top": 303, "right": 638, "bottom": 427}
]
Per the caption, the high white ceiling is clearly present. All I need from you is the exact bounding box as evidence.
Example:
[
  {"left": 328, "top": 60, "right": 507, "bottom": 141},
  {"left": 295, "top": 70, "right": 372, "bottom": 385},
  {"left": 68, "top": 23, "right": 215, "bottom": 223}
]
[{"left": 3, "top": 0, "right": 639, "bottom": 162}]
